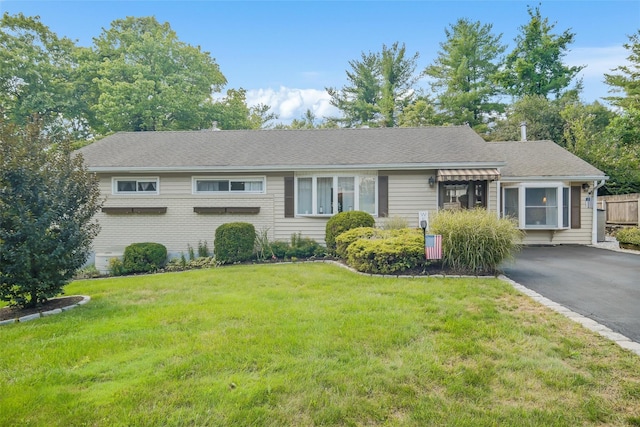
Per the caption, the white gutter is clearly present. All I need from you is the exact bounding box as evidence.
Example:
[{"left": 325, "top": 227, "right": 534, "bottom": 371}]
[
  {"left": 591, "top": 179, "right": 607, "bottom": 245},
  {"left": 500, "top": 175, "right": 607, "bottom": 182},
  {"left": 87, "top": 161, "right": 507, "bottom": 174}
]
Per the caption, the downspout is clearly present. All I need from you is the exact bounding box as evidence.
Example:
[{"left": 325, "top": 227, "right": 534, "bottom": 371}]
[
  {"left": 495, "top": 180, "right": 501, "bottom": 219},
  {"left": 591, "top": 179, "right": 606, "bottom": 244}
]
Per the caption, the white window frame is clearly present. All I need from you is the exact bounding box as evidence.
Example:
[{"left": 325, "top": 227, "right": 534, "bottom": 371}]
[
  {"left": 112, "top": 177, "right": 159, "bottom": 195},
  {"left": 502, "top": 182, "right": 571, "bottom": 230},
  {"left": 294, "top": 172, "right": 377, "bottom": 217},
  {"left": 192, "top": 176, "right": 266, "bottom": 195}
]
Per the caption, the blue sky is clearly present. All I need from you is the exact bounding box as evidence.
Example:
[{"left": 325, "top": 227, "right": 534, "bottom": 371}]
[{"left": 2, "top": 0, "right": 639, "bottom": 124}]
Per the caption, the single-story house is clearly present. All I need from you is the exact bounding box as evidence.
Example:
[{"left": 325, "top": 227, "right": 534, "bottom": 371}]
[{"left": 78, "top": 126, "right": 606, "bottom": 271}]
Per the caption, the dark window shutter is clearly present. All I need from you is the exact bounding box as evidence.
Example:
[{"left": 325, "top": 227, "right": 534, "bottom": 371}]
[
  {"left": 284, "top": 176, "right": 294, "bottom": 218},
  {"left": 378, "top": 176, "right": 388, "bottom": 218},
  {"left": 571, "top": 185, "right": 581, "bottom": 229}
]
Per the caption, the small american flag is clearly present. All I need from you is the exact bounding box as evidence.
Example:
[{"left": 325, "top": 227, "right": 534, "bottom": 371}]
[{"left": 425, "top": 234, "right": 442, "bottom": 260}]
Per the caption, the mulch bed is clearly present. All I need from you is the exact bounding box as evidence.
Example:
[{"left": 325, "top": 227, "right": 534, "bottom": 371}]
[
  {"left": 0, "top": 296, "right": 85, "bottom": 322},
  {"left": 620, "top": 242, "right": 640, "bottom": 251}
]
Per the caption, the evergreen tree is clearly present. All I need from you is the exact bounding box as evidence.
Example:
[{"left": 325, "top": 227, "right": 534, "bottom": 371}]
[
  {"left": 327, "top": 42, "right": 420, "bottom": 127},
  {"left": 496, "top": 5, "right": 584, "bottom": 99},
  {"left": 425, "top": 18, "right": 506, "bottom": 133}
]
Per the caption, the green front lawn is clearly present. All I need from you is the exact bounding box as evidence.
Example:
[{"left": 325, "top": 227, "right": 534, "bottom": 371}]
[{"left": 1, "top": 263, "right": 639, "bottom": 426}]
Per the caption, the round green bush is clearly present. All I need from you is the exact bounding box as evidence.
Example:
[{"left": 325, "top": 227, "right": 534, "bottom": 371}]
[
  {"left": 122, "top": 242, "right": 167, "bottom": 274},
  {"left": 214, "top": 222, "right": 256, "bottom": 264},
  {"left": 325, "top": 211, "right": 375, "bottom": 252},
  {"left": 616, "top": 227, "right": 640, "bottom": 247},
  {"left": 429, "top": 209, "right": 523, "bottom": 274}
]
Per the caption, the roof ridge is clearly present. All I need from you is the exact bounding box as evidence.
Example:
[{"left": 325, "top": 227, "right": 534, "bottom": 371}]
[{"left": 109, "top": 125, "right": 471, "bottom": 136}]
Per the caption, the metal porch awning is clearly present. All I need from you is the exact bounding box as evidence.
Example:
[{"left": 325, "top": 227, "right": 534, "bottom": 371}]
[{"left": 437, "top": 168, "right": 501, "bottom": 182}]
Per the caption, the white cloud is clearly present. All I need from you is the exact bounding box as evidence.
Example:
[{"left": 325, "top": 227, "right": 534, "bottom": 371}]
[
  {"left": 565, "top": 45, "right": 631, "bottom": 102},
  {"left": 566, "top": 45, "right": 629, "bottom": 78},
  {"left": 245, "top": 87, "right": 341, "bottom": 124}
]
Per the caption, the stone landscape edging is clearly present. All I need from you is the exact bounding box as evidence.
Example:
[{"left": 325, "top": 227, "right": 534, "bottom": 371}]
[{"left": 0, "top": 296, "right": 90, "bottom": 326}]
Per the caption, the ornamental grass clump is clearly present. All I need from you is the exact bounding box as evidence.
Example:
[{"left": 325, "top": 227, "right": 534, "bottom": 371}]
[{"left": 430, "top": 209, "right": 523, "bottom": 274}]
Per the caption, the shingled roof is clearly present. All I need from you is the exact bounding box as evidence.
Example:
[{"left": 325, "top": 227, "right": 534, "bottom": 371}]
[
  {"left": 78, "top": 126, "right": 505, "bottom": 172},
  {"left": 489, "top": 140, "right": 606, "bottom": 180}
]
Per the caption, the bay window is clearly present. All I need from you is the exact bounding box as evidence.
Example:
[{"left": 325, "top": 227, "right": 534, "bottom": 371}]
[
  {"left": 295, "top": 173, "right": 377, "bottom": 216},
  {"left": 502, "top": 184, "right": 571, "bottom": 229}
]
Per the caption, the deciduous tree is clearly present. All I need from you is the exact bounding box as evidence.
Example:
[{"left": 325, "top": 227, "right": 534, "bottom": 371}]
[
  {"left": 489, "top": 94, "right": 565, "bottom": 143},
  {"left": 397, "top": 97, "right": 439, "bottom": 127},
  {"left": 88, "top": 16, "right": 227, "bottom": 132},
  {"left": 0, "top": 13, "right": 88, "bottom": 138},
  {"left": 210, "top": 88, "right": 277, "bottom": 130}
]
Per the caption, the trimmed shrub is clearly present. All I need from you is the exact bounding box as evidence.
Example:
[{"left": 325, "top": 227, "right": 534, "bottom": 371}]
[
  {"left": 269, "top": 234, "right": 326, "bottom": 259},
  {"left": 616, "top": 227, "right": 640, "bottom": 247},
  {"left": 287, "top": 233, "right": 326, "bottom": 258},
  {"left": 346, "top": 228, "right": 425, "bottom": 274},
  {"left": 266, "top": 241, "right": 286, "bottom": 259},
  {"left": 430, "top": 209, "right": 523, "bottom": 274},
  {"left": 335, "top": 227, "right": 379, "bottom": 259},
  {"left": 214, "top": 222, "right": 256, "bottom": 264},
  {"left": 122, "top": 242, "right": 167, "bottom": 274},
  {"left": 325, "top": 211, "right": 375, "bottom": 252}
]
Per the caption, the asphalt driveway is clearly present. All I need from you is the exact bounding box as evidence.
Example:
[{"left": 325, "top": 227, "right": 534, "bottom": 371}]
[{"left": 502, "top": 245, "right": 640, "bottom": 343}]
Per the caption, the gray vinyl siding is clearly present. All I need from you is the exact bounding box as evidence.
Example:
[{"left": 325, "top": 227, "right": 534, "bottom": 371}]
[
  {"left": 95, "top": 173, "right": 277, "bottom": 257},
  {"left": 488, "top": 181, "right": 498, "bottom": 212},
  {"left": 93, "top": 171, "right": 442, "bottom": 254},
  {"left": 386, "top": 170, "right": 437, "bottom": 227},
  {"left": 91, "top": 171, "right": 595, "bottom": 265}
]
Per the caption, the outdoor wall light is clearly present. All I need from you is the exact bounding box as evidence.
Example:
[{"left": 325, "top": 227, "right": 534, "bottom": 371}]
[
  {"left": 428, "top": 176, "right": 435, "bottom": 187},
  {"left": 582, "top": 183, "right": 590, "bottom": 192}
]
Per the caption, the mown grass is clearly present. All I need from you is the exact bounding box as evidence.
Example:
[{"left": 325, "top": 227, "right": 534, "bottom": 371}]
[{"left": 1, "top": 263, "right": 639, "bottom": 426}]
